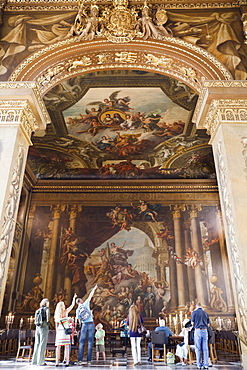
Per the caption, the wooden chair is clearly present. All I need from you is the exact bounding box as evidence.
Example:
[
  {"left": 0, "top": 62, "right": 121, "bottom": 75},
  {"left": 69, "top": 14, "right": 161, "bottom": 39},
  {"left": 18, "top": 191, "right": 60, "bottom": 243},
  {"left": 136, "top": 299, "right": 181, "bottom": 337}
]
[
  {"left": 110, "top": 332, "right": 126, "bottom": 357},
  {"left": 209, "top": 331, "right": 217, "bottom": 363},
  {"left": 0, "top": 330, "right": 7, "bottom": 357},
  {"left": 45, "top": 330, "right": 56, "bottom": 361},
  {"left": 151, "top": 331, "right": 167, "bottom": 363},
  {"left": 187, "top": 329, "right": 196, "bottom": 365},
  {"left": 16, "top": 330, "right": 34, "bottom": 362}
]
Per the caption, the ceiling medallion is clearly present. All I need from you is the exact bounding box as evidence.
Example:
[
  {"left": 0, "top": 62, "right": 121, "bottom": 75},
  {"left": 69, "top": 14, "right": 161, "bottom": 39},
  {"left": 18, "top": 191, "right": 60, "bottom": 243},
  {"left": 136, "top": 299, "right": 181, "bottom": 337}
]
[{"left": 101, "top": 0, "right": 139, "bottom": 43}]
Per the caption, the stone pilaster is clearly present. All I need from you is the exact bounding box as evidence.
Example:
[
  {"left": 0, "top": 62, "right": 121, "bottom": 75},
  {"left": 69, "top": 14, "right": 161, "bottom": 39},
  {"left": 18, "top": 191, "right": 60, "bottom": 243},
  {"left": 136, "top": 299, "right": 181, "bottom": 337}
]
[
  {"left": 0, "top": 83, "right": 49, "bottom": 314},
  {"left": 194, "top": 80, "right": 247, "bottom": 366}
]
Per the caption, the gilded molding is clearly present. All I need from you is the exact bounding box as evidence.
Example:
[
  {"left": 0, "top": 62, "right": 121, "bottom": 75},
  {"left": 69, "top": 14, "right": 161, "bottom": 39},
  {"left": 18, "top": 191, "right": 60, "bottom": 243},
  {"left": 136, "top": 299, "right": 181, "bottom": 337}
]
[
  {"left": 5, "top": 1, "right": 240, "bottom": 11},
  {"left": 9, "top": 37, "right": 232, "bottom": 92},
  {"left": 216, "top": 140, "right": 247, "bottom": 341}
]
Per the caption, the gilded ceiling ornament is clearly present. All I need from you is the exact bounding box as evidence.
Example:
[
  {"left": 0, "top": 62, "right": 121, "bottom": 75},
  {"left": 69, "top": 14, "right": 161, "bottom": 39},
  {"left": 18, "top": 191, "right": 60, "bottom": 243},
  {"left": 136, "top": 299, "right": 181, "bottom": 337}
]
[
  {"left": 115, "top": 51, "right": 137, "bottom": 63},
  {"left": 100, "top": 0, "right": 139, "bottom": 43},
  {"left": 144, "top": 53, "right": 174, "bottom": 68},
  {"left": 97, "top": 53, "right": 111, "bottom": 64},
  {"left": 66, "top": 56, "right": 92, "bottom": 71}
]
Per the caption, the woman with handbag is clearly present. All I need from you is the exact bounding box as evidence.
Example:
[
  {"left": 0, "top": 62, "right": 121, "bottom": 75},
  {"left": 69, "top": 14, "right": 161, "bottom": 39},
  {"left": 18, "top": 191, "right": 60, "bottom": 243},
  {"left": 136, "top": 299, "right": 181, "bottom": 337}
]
[
  {"left": 127, "top": 304, "right": 145, "bottom": 366},
  {"left": 54, "top": 293, "right": 77, "bottom": 367}
]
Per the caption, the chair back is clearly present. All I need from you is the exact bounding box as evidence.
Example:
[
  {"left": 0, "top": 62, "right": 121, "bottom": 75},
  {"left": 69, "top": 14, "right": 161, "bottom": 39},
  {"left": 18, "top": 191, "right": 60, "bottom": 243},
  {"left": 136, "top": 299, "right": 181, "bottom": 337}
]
[
  {"left": 151, "top": 331, "right": 168, "bottom": 345},
  {"left": 18, "top": 330, "right": 27, "bottom": 343},
  {"left": 47, "top": 330, "right": 56, "bottom": 344}
]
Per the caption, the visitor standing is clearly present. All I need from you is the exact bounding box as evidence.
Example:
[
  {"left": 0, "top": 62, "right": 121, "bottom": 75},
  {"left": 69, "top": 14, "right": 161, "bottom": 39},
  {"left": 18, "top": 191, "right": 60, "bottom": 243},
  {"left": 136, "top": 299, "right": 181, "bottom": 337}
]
[
  {"left": 191, "top": 302, "right": 210, "bottom": 369},
  {"left": 54, "top": 293, "right": 77, "bottom": 367},
  {"left": 32, "top": 298, "right": 50, "bottom": 366},
  {"left": 76, "top": 284, "right": 98, "bottom": 365},
  {"left": 127, "top": 304, "right": 144, "bottom": 366}
]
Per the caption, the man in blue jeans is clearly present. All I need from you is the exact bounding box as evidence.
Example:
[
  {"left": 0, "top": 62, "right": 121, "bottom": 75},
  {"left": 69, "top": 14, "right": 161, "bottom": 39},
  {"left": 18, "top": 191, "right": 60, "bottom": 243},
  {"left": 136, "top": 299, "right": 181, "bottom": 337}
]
[
  {"left": 191, "top": 303, "right": 210, "bottom": 369},
  {"left": 76, "top": 285, "right": 98, "bottom": 365}
]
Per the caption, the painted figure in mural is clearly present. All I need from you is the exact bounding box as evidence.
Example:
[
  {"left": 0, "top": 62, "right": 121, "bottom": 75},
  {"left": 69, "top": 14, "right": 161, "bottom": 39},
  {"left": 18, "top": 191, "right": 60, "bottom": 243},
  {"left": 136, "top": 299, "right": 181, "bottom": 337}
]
[
  {"left": 131, "top": 200, "right": 159, "bottom": 223},
  {"left": 54, "top": 293, "right": 77, "bottom": 367},
  {"left": 143, "top": 286, "right": 155, "bottom": 317},
  {"left": 60, "top": 227, "right": 90, "bottom": 295},
  {"left": 109, "top": 241, "right": 134, "bottom": 268},
  {"left": 76, "top": 285, "right": 98, "bottom": 365}
]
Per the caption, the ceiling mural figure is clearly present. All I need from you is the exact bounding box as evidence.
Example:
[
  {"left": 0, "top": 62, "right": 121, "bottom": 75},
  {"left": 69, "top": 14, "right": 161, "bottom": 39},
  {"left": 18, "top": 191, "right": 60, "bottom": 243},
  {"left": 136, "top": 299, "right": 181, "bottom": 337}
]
[{"left": 27, "top": 72, "right": 215, "bottom": 180}]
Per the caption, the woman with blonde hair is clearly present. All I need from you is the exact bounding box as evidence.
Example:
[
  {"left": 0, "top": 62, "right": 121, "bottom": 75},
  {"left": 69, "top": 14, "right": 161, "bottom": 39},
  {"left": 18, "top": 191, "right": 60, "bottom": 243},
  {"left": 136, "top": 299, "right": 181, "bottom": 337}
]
[
  {"left": 54, "top": 293, "right": 77, "bottom": 367},
  {"left": 127, "top": 304, "right": 144, "bottom": 366}
]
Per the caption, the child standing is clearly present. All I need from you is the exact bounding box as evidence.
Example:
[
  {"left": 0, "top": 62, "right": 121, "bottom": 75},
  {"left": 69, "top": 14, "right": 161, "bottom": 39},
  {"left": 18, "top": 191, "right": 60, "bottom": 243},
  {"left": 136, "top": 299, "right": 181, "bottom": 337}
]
[{"left": 95, "top": 323, "right": 106, "bottom": 363}]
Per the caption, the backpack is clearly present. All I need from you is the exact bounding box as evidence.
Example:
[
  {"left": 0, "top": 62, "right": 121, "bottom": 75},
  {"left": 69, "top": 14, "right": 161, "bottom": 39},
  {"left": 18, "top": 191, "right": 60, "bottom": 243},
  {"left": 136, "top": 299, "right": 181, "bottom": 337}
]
[
  {"left": 77, "top": 304, "right": 91, "bottom": 322},
  {"left": 35, "top": 307, "right": 46, "bottom": 326}
]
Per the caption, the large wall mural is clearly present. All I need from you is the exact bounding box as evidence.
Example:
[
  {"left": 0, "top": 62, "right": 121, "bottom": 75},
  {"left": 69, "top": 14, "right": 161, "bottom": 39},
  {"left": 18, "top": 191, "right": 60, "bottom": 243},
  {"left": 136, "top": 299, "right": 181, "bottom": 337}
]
[{"left": 18, "top": 201, "right": 235, "bottom": 329}]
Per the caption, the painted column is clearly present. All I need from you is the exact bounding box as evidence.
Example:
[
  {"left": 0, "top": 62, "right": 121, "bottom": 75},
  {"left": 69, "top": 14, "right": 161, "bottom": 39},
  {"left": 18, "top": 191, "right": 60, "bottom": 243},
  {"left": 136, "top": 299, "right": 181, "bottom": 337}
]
[
  {"left": 184, "top": 221, "right": 196, "bottom": 303},
  {"left": 45, "top": 205, "right": 66, "bottom": 300},
  {"left": 189, "top": 205, "right": 209, "bottom": 307},
  {"left": 194, "top": 80, "right": 247, "bottom": 367},
  {"left": 63, "top": 205, "right": 83, "bottom": 303},
  {"left": 0, "top": 83, "right": 49, "bottom": 314},
  {"left": 171, "top": 205, "right": 188, "bottom": 309},
  {"left": 215, "top": 207, "right": 234, "bottom": 312},
  {"left": 16, "top": 204, "right": 37, "bottom": 307}
]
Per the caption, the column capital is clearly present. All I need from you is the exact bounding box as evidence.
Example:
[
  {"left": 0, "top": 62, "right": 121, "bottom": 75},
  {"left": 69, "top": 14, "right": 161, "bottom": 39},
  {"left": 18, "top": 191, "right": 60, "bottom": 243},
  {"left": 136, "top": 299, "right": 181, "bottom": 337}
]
[
  {"left": 193, "top": 80, "right": 247, "bottom": 139},
  {"left": 171, "top": 204, "right": 186, "bottom": 219},
  {"left": 0, "top": 82, "right": 50, "bottom": 137},
  {"left": 68, "top": 205, "right": 83, "bottom": 218},
  {"left": 189, "top": 204, "right": 202, "bottom": 218}
]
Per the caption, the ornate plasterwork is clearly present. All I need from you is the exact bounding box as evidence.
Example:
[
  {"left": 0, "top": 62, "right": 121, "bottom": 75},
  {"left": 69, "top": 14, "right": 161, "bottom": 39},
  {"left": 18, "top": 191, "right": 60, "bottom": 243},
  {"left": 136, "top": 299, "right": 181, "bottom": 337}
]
[
  {"left": 10, "top": 38, "right": 232, "bottom": 96},
  {"left": 198, "top": 99, "right": 247, "bottom": 137},
  {"left": 193, "top": 80, "right": 247, "bottom": 124},
  {"left": 0, "top": 100, "right": 38, "bottom": 140},
  {"left": 0, "top": 145, "right": 25, "bottom": 293},
  {"left": 216, "top": 140, "right": 247, "bottom": 340},
  {"left": 0, "top": 82, "right": 51, "bottom": 126}
]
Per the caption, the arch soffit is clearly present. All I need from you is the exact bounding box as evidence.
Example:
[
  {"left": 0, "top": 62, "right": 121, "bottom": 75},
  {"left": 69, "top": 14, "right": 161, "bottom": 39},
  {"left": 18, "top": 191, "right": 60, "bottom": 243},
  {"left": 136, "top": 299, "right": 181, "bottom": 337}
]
[{"left": 9, "top": 37, "right": 233, "bottom": 97}]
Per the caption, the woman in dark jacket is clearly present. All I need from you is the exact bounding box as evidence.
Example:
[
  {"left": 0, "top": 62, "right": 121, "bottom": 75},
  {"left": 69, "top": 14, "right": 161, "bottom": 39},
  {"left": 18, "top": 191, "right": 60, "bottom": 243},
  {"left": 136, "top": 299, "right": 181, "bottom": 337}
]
[{"left": 127, "top": 304, "right": 144, "bottom": 365}]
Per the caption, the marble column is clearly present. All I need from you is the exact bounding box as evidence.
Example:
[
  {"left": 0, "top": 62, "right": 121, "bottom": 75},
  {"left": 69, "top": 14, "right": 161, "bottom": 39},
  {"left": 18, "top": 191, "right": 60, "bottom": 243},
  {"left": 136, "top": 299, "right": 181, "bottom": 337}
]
[
  {"left": 189, "top": 205, "right": 209, "bottom": 307},
  {"left": 171, "top": 205, "right": 188, "bottom": 309},
  {"left": 45, "top": 205, "right": 66, "bottom": 300},
  {"left": 0, "top": 83, "right": 49, "bottom": 314},
  {"left": 194, "top": 80, "right": 247, "bottom": 367}
]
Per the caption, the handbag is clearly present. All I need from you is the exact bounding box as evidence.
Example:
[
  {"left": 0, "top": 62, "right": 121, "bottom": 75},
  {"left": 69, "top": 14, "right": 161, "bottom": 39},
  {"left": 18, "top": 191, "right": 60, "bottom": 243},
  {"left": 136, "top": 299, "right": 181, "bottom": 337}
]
[
  {"left": 61, "top": 320, "right": 73, "bottom": 335},
  {"left": 137, "top": 323, "right": 147, "bottom": 335}
]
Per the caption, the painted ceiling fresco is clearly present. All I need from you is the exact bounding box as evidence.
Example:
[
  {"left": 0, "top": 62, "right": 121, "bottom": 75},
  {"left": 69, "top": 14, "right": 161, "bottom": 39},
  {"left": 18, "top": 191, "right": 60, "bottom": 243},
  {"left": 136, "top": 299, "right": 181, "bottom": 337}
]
[{"left": 28, "top": 71, "right": 215, "bottom": 180}]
